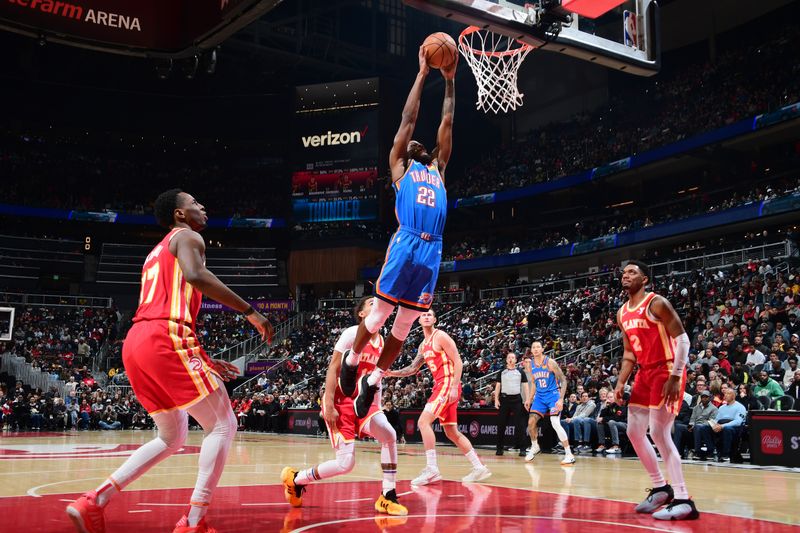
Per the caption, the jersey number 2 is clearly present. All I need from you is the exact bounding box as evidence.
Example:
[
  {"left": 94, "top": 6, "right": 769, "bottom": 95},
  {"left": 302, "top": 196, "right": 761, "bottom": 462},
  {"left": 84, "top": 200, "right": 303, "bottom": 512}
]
[{"left": 416, "top": 186, "right": 436, "bottom": 207}]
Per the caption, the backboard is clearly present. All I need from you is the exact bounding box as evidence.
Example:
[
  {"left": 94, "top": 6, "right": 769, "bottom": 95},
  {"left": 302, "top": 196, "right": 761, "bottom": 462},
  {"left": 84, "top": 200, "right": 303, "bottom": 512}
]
[
  {"left": 403, "top": 0, "right": 660, "bottom": 76},
  {"left": 0, "top": 307, "right": 14, "bottom": 342}
]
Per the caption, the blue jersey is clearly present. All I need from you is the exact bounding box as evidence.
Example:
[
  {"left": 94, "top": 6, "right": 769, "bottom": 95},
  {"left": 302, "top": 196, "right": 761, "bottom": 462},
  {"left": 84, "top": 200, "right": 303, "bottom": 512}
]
[
  {"left": 531, "top": 357, "right": 559, "bottom": 397},
  {"left": 394, "top": 159, "right": 447, "bottom": 237}
]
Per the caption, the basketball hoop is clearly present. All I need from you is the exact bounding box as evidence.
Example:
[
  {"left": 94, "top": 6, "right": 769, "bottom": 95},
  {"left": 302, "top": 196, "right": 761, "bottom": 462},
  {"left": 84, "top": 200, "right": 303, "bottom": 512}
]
[{"left": 458, "top": 26, "right": 536, "bottom": 114}]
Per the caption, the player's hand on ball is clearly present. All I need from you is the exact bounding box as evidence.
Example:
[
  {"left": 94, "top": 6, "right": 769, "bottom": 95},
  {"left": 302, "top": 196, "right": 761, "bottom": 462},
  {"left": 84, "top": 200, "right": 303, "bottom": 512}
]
[
  {"left": 441, "top": 54, "right": 458, "bottom": 80},
  {"left": 211, "top": 359, "right": 240, "bottom": 381},
  {"left": 418, "top": 45, "right": 430, "bottom": 76},
  {"left": 247, "top": 311, "right": 274, "bottom": 344}
]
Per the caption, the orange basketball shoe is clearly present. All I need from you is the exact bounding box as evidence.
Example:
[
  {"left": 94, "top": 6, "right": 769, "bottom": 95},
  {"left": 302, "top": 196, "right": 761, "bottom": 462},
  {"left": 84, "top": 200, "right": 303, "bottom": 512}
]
[
  {"left": 173, "top": 515, "right": 218, "bottom": 533},
  {"left": 66, "top": 490, "right": 106, "bottom": 533}
]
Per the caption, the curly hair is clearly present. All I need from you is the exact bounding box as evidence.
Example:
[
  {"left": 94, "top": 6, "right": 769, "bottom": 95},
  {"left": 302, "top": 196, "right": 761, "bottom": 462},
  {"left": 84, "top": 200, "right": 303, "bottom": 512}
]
[{"left": 154, "top": 188, "right": 183, "bottom": 228}]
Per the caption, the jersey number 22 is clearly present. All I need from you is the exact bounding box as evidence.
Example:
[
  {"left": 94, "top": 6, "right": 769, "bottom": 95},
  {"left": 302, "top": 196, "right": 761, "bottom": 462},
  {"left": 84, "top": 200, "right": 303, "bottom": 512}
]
[{"left": 416, "top": 187, "right": 436, "bottom": 207}]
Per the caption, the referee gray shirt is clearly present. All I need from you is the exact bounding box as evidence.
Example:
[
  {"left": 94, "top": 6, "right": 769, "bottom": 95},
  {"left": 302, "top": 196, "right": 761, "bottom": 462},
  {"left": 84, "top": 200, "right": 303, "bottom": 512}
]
[{"left": 497, "top": 368, "right": 527, "bottom": 396}]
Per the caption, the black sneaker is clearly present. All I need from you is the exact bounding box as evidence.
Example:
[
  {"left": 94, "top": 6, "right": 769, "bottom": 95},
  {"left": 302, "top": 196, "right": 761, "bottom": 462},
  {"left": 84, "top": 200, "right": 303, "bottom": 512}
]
[
  {"left": 354, "top": 375, "right": 378, "bottom": 418},
  {"left": 634, "top": 484, "right": 674, "bottom": 513},
  {"left": 495, "top": 450, "right": 504, "bottom": 456},
  {"left": 339, "top": 349, "right": 358, "bottom": 397}
]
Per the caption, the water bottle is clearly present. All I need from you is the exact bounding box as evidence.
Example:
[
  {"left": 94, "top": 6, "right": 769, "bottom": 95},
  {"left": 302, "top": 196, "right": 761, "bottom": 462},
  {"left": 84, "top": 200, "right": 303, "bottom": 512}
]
[{"left": 775, "top": 400, "right": 781, "bottom": 411}]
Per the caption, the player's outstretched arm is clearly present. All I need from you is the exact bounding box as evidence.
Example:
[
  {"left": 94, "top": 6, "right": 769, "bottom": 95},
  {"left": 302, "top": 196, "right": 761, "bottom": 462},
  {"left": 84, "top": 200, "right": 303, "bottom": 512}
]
[
  {"left": 435, "top": 57, "right": 457, "bottom": 174},
  {"left": 389, "top": 46, "right": 429, "bottom": 183},
  {"left": 385, "top": 352, "right": 425, "bottom": 378},
  {"left": 439, "top": 331, "right": 462, "bottom": 403},
  {"left": 614, "top": 315, "right": 637, "bottom": 404},
  {"left": 173, "top": 230, "right": 273, "bottom": 342}
]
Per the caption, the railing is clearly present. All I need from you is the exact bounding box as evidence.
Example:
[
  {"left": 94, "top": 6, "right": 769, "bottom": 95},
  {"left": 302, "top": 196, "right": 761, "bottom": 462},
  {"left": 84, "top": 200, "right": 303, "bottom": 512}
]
[
  {"left": 233, "top": 356, "right": 290, "bottom": 394},
  {"left": 214, "top": 313, "right": 304, "bottom": 363},
  {"left": 318, "top": 290, "right": 466, "bottom": 310},
  {"left": 649, "top": 241, "right": 791, "bottom": 277},
  {"left": 478, "top": 241, "right": 791, "bottom": 302},
  {"left": 0, "top": 352, "right": 66, "bottom": 397},
  {"left": 0, "top": 292, "right": 113, "bottom": 309}
]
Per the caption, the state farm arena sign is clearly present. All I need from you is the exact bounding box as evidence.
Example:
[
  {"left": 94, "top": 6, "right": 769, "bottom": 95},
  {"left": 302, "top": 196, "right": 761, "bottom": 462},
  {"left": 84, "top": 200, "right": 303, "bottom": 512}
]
[{"left": 0, "top": 0, "right": 252, "bottom": 53}]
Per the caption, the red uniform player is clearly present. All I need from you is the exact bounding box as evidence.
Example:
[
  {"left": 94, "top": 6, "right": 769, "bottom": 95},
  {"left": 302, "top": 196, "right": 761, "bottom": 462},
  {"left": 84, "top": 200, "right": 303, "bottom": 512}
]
[
  {"left": 281, "top": 297, "right": 408, "bottom": 517},
  {"left": 615, "top": 260, "right": 699, "bottom": 521},
  {"left": 67, "top": 189, "right": 272, "bottom": 533},
  {"left": 387, "top": 309, "right": 490, "bottom": 485}
]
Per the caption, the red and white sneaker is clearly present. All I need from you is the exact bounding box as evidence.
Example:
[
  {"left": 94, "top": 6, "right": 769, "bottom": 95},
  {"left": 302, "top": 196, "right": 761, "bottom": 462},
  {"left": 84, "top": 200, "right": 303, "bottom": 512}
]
[
  {"left": 173, "top": 515, "right": 218, "bottom": 533},
  {"left": 66, "top": 491, "right": 106, "bottom": 533}
]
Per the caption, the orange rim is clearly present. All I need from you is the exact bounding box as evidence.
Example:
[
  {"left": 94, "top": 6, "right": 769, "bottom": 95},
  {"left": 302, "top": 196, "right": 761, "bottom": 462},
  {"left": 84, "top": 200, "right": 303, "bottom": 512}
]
[{"left": 458, "top": 26, "right": 535, "bottom": 58}]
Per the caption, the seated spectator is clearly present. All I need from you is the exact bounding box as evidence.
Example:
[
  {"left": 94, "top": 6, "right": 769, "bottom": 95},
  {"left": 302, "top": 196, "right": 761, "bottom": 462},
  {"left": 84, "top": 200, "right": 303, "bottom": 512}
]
[
  {"left": 764, "top": 353, "right": 785, "bottom": 384},
  {"left": 98, "top": 406, "right": 122, "bottom": 430},
  {"left": 597, "top": 392, "right": 628, "bottom": 454},
  {"left": 672, "top": 397, "right": 692, "bottom": 459},
  {"left": 786, "top": 370, "right": 800, "bottom": 403},
  {"left": 782, "top": 357, "right": 797, "bottom": 389},
  {"left": 753, "top": 370, "right": 786, "bottom": 405},
  {"left": 706, "top": 389, "right": 747, "bottom": 462},
  {"left": 689, "top": 391, "right": 718, "bottom": 460},
  {"left": 567, "top": 391, "right": 596, "bottom": 452}
]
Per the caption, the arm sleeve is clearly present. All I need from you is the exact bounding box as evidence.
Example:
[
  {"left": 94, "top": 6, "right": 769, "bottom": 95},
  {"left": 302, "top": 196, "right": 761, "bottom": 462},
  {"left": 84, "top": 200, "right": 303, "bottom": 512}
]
[
  {"left": 333, "top": 326, "right": 358, "bottom": 354},
  {"left": 670, "top": 332, "right": 691, "bottom": 377}
]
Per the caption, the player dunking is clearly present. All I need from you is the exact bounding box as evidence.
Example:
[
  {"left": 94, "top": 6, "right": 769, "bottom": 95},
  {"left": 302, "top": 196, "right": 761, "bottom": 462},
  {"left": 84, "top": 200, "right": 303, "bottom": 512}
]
[
  {"left": 67, "top": 189, "right": 273, "bottom": 533},
  {"left": 281, "top": 297, "right": 408, "bottom": 517},
  {"left": 340, "top": 46, "right": 457, "bottom": 418},
  {"left": 614, "top": 260, "right": 700, "bottom": 520},
  {"left": 524, "top": 341, "right": 575, "bottom": 465},
  {"left": 385, "top": 309, "right": 491, "bottom": 485}
]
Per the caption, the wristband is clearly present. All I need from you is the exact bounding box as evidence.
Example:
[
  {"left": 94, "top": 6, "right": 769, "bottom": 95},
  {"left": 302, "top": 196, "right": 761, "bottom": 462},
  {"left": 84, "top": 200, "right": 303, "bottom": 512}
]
[{"left": 243, "top": 305, "right": 256, "bottom": 317}]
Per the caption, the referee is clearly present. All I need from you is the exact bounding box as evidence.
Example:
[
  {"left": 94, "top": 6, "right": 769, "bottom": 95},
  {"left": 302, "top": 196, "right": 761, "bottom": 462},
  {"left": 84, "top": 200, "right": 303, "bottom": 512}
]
[{"left": 493, "top": 352, "right": 530, "bottom": 456}]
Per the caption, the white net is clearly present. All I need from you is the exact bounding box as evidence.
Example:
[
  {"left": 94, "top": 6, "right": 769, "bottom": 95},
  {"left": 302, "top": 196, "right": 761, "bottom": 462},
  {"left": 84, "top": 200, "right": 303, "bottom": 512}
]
[{"left": 458, "top": 27, "right": 535, "bottom": 114}]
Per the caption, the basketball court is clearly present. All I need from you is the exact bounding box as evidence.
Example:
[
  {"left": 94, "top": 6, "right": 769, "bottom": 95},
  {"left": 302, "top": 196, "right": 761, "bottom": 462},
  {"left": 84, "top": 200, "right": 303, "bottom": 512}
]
[{"left": 1, "top": 430, "right": 798, "bottom": 531}]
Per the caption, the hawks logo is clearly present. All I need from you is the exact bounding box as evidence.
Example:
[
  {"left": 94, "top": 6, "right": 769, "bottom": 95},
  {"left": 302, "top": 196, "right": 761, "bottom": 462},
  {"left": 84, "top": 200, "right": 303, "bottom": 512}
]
[
  {"left": 469, "top": 420, "right": 480, "bottom": 438},
  {"left": 0, "top": 444, "right": 201, "bottom": 460},
  {"left": 418, "top": 293, "right": 434, "bottom": 306}
]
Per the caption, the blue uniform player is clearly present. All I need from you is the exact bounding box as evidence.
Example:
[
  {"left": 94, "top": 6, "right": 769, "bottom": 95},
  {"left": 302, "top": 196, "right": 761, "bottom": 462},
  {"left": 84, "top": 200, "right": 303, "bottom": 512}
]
[
  {"left": 524, "top": 341, "right": 575, "bottom": 465},
  {"left": 340, "top": 45, "right": 458, "bottom": 419}
]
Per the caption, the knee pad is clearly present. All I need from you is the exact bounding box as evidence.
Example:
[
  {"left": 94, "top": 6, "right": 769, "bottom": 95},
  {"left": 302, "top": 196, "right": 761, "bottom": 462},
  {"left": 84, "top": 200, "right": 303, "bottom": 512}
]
[
  {"left": 390, "top": 307, "right": 421, "bottom": 341},
  {"left": 336, "top": 451, "right": 356, "bottom": 474},
  {"left": 364, "top": 298, "right": 395, "bottom": 334}
]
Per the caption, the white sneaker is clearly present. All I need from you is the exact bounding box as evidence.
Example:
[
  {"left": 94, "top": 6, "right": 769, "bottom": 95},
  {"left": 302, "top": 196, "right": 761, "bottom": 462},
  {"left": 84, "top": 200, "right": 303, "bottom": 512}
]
[
  {"left": 411, "top": 466, "right": 442, "bottom": 486},
  {"left": 462, "top": 465, "right": 491, "bottom": 483},
  {"left": 652, "top": 499, "right": 700, "bottom": 520},
  {"left": 560, "top": 453, "right": 576, "bottom": 465}
]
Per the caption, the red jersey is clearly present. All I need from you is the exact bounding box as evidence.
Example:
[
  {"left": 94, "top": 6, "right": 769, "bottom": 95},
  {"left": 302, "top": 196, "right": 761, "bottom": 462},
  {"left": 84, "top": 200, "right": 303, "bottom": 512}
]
[
  {"left": 421, "top": 330, "right": 454, "bottom": 387},
  {"left": 618, "top": 292, "right": 676, "bottom": 368},
  {"left": 133, "top": 228, "right": 203, "bottom": 329}
]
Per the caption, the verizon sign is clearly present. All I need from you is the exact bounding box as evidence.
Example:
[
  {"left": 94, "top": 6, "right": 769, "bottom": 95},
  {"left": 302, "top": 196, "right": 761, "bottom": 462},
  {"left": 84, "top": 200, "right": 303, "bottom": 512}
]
[{"left": 301, "top": 127, "right": 367, "bottom": 148}]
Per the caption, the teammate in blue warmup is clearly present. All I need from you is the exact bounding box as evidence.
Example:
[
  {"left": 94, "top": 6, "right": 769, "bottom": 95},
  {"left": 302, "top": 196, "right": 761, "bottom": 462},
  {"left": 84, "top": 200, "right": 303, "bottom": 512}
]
[{"left": 340, "top": 46, "right": 457, "bottom": 418}]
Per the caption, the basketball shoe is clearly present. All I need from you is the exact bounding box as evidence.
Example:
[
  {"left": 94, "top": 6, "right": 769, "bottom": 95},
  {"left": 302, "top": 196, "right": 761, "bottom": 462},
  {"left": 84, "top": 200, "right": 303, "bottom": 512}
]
[
  {"left": 281, "top": 467, "right": 306, "bottom": 507},
  {"left": 66, "top": 490, "right": 105, "bottom": 533},
  {"left": 354, "top": 375, "right": 378, "bottom": 418},
  {"left": 560, "top": 452, "right": 576, "bottom": 465},
  {"left": 173, "top": 516, "right": 217, "bottom": 533},
  {"left": 339, "top": 350, "right": 358, "bottom": 396},
  {"left": 634, "top": 484, "right": 674, "bottom": 513},
  {"left": 411, "top": 465, "right": 442, "bottom": 486},
  {"left": 525, "top": 441, "right": 540, "bottom": 461},
  {"left": 375, "top": 489, "right": 408, "bottom": 516},
  {"left": 652, "top": 499, "right": 700, "bottom": 520},
  {"left": 462, "top": 465, "right": 492, "bottom": 483}
]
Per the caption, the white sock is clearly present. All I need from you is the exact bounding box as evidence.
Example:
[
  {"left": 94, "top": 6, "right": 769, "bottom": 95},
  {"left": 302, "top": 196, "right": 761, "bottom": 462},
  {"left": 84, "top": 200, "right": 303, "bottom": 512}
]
[
  {"left": 426, "top": 449, "right": 438, "bottom": 469},
  {"left": 94, "top": 479, "right": 118, "bottom": 507},
  {"left": 564, "top": 444, "right": 572, "bottom": 455},
  {"left": 187, "top": 503, "right": 208, "bottom": 526},
  {"left": 367, "top": 368, "right": 384, "bottom": 387},
  {"left": 345, "top": 349, "right": 360, "bottom": 367},
  {"left": 465, "top": 449, "right": 482, "bottom": 468}
]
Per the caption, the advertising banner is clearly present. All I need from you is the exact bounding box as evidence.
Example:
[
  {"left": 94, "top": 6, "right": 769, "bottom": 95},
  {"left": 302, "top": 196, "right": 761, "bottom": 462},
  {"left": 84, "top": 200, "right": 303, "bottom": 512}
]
[
  {"left": 200, "top": 299, "right": 294, "bottom": 313},
  {"left": 287, "top": 409, "right": 321, "bottom": 436},
  {"left": 244, "top": 359, "right": 279, "bottom": 376},
  {"left": 748, "top": 411, "right": 800, "bottom": 468}
]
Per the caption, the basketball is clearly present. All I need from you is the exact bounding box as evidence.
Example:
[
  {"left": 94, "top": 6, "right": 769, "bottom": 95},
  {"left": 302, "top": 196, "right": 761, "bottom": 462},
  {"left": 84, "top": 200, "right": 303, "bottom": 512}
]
[{"left": 422, "top": 32, "right": 457, "bottom": 69}]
